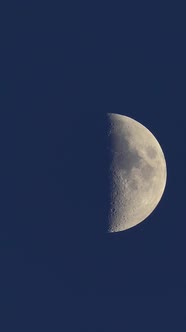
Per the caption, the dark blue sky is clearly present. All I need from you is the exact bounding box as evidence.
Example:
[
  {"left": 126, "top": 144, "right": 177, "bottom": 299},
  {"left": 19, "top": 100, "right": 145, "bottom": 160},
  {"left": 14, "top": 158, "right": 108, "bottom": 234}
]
[{"left": 1, "top": 1, "right": 186, "bottom": 329}]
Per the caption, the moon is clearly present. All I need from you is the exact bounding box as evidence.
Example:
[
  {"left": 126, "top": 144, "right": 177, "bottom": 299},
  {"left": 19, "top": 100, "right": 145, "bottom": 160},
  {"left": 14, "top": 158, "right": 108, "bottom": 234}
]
[{"left": 107, "top": 113, "right": 167, "bottom": 233}]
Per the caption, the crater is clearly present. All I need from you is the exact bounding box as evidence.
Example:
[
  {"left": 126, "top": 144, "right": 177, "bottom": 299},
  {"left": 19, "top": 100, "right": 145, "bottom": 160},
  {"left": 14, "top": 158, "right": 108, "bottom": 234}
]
[
  {"left": 146, "top": 146, "right": 157, "bottom": 159},
  {"left": 141, "top": 163, "right": 154, "bottom": 180},
  {"left": 130, "top": 179, "right": 138, "bottom": 190}
]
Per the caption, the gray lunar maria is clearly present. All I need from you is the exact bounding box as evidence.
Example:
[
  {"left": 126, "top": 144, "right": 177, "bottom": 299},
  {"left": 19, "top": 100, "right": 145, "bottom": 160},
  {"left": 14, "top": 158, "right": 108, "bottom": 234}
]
[{"left": 108, "top": 113, "right": 167, "bottom": 233}]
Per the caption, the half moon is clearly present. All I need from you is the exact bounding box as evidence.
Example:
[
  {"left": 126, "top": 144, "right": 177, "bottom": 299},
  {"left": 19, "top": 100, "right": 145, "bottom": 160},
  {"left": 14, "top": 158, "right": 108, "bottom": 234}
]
[{"left": 108, "top": 113, "right": 167, "bottom": 233}]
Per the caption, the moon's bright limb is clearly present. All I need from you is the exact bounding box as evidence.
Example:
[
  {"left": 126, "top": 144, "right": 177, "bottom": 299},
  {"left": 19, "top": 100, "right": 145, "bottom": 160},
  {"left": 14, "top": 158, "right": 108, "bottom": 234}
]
[{"left": 108, "top": 113, "right": 167, "bottom": 233}]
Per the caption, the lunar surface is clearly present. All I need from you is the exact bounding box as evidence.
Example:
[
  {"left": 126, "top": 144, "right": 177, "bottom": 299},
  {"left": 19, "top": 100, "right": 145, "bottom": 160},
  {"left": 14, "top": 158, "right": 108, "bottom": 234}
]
[{"left": 108, "top": 113, "right": 167, "bottom": 232}]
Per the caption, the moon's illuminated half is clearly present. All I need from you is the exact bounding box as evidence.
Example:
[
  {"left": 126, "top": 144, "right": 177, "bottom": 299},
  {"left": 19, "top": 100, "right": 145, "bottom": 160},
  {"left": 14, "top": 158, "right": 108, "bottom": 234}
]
[{"left": 108, "top": 113, "right": 167, "bottom": 233}]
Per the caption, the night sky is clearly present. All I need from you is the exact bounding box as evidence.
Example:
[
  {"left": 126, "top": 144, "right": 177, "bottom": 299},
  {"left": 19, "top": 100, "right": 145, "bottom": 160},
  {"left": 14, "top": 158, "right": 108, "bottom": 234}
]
[{"left": 1, "top": 1, "right": 186, "bottom": 330}]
